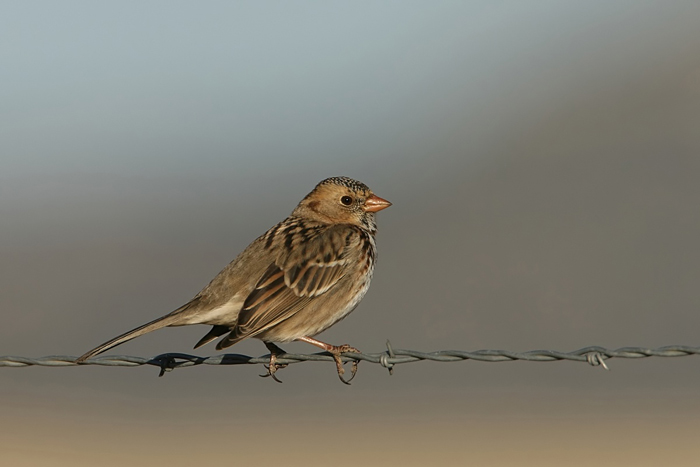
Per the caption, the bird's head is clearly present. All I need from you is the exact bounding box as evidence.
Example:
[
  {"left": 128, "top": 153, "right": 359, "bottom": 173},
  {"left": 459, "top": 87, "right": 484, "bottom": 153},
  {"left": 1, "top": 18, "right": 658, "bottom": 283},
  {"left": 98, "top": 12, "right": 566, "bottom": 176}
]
[{"left": 294, "top": 176, "right": 391, "bottom": 232}]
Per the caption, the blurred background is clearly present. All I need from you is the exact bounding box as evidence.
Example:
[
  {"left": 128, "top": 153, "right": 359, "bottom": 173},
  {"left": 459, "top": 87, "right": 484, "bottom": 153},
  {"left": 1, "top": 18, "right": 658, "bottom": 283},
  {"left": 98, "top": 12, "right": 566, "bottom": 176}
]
[{"left": 2, "top": 1, "right": 700, "bottom": 465}]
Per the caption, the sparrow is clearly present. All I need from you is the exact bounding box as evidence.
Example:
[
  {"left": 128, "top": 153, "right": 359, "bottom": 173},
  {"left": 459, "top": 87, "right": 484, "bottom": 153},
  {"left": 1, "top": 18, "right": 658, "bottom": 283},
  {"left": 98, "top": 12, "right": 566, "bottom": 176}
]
[{"left": 76, "top": 176, "right": 391, "bottom": 384}]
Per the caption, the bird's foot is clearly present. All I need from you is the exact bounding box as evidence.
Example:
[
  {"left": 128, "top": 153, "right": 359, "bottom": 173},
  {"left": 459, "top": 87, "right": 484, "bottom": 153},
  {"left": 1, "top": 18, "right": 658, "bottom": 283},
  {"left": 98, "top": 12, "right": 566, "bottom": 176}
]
[
  {"left": 295, "top": 336, "right": 361, "bottom": 384},
  {"left": 260, "top": 342, "right": 288, "bottom": 383},
  {"left": 327, "top": 344, "right": 360, "bottom": 385}
]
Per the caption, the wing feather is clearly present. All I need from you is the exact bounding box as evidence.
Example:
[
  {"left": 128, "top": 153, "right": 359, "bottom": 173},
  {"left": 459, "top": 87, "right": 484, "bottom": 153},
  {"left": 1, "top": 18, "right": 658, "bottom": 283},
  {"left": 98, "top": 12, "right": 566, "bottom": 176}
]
[{"left": 217, "top": 225, "right": 362, "bottom": 348}]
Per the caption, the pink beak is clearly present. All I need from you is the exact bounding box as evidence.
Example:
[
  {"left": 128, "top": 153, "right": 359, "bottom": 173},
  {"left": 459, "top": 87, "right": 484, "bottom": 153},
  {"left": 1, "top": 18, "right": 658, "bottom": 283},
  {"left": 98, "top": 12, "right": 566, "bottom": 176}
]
[{"left": 363, "top": 194, "right": 392, "bottom": 212}]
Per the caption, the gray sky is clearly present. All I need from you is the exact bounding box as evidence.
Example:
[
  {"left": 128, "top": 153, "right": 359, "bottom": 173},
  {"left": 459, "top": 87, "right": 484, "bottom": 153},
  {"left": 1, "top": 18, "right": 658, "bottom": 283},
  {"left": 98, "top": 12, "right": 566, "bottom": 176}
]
[{"left": 2, "top": 2, "right": 700, "bottom": 466}]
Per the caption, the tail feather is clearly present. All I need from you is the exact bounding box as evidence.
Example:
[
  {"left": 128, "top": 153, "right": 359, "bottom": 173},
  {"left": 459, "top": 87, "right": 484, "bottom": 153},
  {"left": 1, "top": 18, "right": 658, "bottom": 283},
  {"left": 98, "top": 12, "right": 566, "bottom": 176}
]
[
  {"left": 76, "top": 313, "right": 183, "bottom": 363},
  {"left": 193, "top": 325, "right": 231, "bottom": 350}
]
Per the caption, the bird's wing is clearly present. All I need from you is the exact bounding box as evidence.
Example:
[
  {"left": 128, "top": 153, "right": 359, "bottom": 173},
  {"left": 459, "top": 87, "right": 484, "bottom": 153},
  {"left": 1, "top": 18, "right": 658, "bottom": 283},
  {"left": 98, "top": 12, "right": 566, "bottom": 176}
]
[{"left": 216, "top": 225, "right": 361, "bottom": 348}]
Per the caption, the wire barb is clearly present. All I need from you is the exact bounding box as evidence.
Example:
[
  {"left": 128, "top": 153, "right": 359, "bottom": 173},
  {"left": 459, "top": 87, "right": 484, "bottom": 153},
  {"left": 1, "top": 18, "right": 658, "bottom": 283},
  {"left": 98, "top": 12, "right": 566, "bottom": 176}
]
[
  {"left": 585, "top": 352, "right": 609, "bottom": 370},
  {"left": 380, "top": 340, "right": 396, "bottom": 375}
]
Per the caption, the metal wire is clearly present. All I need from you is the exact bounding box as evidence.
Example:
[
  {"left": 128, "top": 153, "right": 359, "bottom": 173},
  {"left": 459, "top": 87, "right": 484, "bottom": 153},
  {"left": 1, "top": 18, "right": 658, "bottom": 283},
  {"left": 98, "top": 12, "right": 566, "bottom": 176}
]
[{"left": 2, "top": 343, "right": 698, "bottom": 376}]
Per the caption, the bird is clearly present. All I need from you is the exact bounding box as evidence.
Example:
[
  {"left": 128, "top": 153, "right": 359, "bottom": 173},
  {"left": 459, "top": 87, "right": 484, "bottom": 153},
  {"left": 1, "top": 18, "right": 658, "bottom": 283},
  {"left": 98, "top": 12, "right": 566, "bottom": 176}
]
[{"left": 76, "top": 176, "right": 391, "bottom": 384}]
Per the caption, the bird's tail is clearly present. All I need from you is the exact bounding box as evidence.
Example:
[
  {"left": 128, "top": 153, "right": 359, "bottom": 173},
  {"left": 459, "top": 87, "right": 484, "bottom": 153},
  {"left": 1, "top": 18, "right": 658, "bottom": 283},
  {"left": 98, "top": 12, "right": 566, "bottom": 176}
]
[{"left": 75, "top": 313, "right": 184, "bottom": 363}]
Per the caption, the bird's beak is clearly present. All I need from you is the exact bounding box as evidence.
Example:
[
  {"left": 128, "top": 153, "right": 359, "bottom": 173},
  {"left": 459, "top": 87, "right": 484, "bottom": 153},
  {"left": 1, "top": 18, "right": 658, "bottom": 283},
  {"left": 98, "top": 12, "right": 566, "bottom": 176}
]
[{"left": 363, "top": 194, "right": 392, "bottom": 212}]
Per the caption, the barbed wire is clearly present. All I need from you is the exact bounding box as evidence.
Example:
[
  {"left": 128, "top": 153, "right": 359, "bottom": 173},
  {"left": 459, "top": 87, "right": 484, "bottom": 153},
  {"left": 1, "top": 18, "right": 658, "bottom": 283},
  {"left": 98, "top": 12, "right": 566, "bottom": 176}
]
[{"left": 2, "top": 343, "right": 699, "bottom": 377}]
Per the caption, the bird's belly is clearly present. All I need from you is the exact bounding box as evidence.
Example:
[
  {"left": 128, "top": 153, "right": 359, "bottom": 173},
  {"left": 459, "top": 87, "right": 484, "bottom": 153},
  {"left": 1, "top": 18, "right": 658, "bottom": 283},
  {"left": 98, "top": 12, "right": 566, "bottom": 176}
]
[{"left": 175, "top": 299, "right": 242, "bottom": 326}]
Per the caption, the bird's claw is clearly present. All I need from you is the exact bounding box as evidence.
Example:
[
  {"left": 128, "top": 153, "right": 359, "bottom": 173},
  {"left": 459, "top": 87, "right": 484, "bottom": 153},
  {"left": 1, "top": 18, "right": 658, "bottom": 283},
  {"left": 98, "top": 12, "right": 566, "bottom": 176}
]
[
  {"left": 330, "top": 344, "right": 360, "bottom": 385},
  {"left": 260, "top": 343, "right": 288, "bottom": 383},
  {"left": 260, "top": 362, "right": 288, "bottom": 383},
  {"left": 337, "top": 360, "right": 359, "bottom": 385}
]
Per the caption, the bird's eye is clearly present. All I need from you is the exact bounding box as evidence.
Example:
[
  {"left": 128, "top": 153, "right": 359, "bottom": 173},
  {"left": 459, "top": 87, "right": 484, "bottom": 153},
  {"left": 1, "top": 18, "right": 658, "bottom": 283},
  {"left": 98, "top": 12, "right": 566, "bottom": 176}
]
[{"left": 340, "top": 195, "right": 353, "bottom": 206}]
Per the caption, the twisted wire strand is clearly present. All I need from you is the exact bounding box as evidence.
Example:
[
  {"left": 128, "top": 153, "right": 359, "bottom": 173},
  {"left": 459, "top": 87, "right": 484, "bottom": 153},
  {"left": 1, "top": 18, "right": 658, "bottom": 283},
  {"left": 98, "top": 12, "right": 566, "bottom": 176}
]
[{"left": 2, "top": 345, "right": 698, "bottom": 375}]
